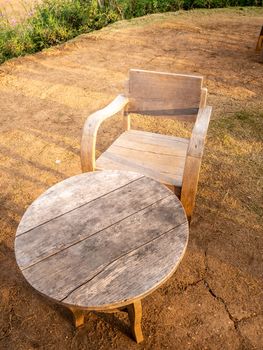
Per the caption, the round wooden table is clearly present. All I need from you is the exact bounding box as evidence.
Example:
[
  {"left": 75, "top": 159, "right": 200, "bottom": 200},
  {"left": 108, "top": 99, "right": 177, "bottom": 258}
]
[{"left": 15, "top": 170, "right": 189, "bottom": 343}]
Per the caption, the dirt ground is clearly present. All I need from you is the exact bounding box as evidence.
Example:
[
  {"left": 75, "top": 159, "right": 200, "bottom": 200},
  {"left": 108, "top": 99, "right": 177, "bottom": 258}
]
[{"left": 0, "top": 7, "right": 263, "bottom": 350}]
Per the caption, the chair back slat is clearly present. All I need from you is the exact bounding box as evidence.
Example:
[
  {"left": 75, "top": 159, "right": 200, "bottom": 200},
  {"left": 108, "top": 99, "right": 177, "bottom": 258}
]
[{"left": 127, "top": 69, "right": 203, "bottom": 121}]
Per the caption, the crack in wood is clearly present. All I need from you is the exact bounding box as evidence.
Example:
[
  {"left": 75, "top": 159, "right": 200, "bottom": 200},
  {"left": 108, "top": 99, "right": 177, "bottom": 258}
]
[
  {"left": 60, "top": 222, "right": 187, "bottom": 303},
  {"left": 16, "top": 175, "right": 145, "bottom": 237},
  {"left": 21, "top": 193, "right": 174, "bottom": 271}
]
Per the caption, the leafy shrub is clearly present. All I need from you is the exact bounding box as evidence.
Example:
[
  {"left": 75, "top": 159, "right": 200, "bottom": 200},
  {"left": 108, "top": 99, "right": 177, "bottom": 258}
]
[
  {"left": 0, "top": 0, "right": 119, "bottom": 62},
  {"left": 116, "top": 0, "right": 183, "bottom": 18},
  {"left": 0, "top": 0, "right": 262, "bottom": 63}
]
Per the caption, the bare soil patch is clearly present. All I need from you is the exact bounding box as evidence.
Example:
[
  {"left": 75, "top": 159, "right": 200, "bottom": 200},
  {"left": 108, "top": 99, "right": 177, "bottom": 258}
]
[{"left": 0, "top": 8, "right": 263, "bottom": 350}]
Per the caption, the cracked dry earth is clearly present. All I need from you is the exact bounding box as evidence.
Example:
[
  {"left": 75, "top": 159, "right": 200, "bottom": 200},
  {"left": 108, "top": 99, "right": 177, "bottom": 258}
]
[{"left": 0, "top": 8, "right": 263, "bottom": 350}]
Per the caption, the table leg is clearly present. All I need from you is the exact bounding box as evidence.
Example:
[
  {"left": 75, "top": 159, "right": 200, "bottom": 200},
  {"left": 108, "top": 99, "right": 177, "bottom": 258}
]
[
  {"left": 69, "top": 307, "right": 85, "bottom": 328},
  {"left": 127, "top": 300, "right": 144, "bottom": 343}
]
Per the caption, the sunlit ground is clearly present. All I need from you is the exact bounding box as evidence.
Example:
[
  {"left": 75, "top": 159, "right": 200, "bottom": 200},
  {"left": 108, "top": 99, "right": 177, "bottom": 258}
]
[{"left": 0, "top": 8, "right": 263, "bottom": 350}]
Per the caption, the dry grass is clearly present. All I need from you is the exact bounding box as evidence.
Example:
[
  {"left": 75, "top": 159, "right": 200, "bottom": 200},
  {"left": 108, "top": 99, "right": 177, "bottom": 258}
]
[{"left": 205, "top": 111, "right": 263, "bottom": 220}]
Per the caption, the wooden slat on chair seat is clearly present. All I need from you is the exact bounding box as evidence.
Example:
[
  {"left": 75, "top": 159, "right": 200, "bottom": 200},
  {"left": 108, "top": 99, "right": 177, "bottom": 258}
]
[{"left": 96, "top": 130, "right": 189, "bottom": 187}]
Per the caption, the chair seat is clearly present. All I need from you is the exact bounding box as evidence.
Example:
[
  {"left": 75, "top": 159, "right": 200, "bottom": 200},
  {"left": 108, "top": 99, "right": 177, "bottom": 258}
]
[{"left": 96, "top": 130, "right": 189, "bottom": 187}]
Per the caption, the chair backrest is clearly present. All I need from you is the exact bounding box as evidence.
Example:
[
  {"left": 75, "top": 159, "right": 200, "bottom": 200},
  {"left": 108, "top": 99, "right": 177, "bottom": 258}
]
[{"left": 126, "top": 69, "right": 206, "bottom": 122}]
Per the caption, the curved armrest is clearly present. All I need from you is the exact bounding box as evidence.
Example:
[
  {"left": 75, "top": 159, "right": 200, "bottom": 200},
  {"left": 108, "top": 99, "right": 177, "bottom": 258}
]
[
  {"left": 81, "top": 95, "right": 129, "bottom": 172},
  {"left": 181, "top": 106, "right": 212, "bottom": 220}
]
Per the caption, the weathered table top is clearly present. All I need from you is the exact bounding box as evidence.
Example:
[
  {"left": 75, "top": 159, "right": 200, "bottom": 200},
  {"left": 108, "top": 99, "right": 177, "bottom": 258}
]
[{"left": 15, "top": 170, "right": 189, "bottom": 310}]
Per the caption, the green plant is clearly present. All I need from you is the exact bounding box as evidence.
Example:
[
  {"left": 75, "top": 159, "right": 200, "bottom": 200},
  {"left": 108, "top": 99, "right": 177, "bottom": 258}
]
[
  {"left": 0, "top": 0, "right": 262, "bottom": 64},
  {"left": 0, "top": 0, "right": 121, "bottom": 63}
]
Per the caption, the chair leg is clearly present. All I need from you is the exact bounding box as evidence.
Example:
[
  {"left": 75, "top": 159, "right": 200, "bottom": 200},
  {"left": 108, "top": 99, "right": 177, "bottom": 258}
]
[
  {"left": 69, "top": 307, "right": 85, "bottom": 328},
  {"left": 256, "top": 26, "right": 263, "bottom": 51},
  {"left": 181, "top": 156, "right": 201, "bottom": 221},
  {"left": 127, "top": 300, "right": 144, "bottom": 343},
  {"left": 260, "top": 47, "right": 263, "bottom": 63}
]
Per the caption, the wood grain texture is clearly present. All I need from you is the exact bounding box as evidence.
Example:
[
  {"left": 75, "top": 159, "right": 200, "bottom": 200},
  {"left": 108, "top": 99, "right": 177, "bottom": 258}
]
[
  {"left": 180, "top": 156, "right": 202, "bottom": 220},
  {"left": 20, "top": 196, "right": 185, "bottom": 302},
  {"left": 62, "top": 222, "right": 188, "bottom": 307},
  {"left": 16, "top": 170, "right": 141, "bottom": 235},
  {"left": 96, "top": 130, "right": 189, "bottom": 187},
  {"left": 16, "top": 176, "right": 171, "bottom": 269},
  {"left": 181, "top": 106, "right": 212, "bottom": 219},
  {"left": 200, "top": 88, "right": 208, "bottom": 108},
  {"left": 97, "top": 153, "right": 182, "bottom": 188},
  {"left": 127, "top": 69, "right": 203, "bottom": 120},
  {"left": 117, "top": 129, "right": 189, "bottom": 149},
  {"left": 15, "top": 171, "right": 188, "bottom": 310},
  {"left": 127, "top": 301, "right": 144, "bottom": 343},
  {"left": 186, "top": 106, "right": 212, "bottom": 159},
  {"left": 81, "top": 95, "right": 129, "bottom": 172}
]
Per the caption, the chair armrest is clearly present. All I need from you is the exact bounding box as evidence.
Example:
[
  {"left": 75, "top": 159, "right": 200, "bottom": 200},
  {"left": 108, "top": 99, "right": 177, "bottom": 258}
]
[
  {"left": 181, "top": 106, "right": 212, "bottom": 220},
  {"left": 81, "top": 94, "right": 129, "bottom": 172},
  {"left": 187, "top": 106, "right": 212, "bottom": 158}
]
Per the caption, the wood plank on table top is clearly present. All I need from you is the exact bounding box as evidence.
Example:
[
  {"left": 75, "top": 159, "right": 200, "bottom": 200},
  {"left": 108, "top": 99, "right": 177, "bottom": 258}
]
[
  {"left": 15, "top": 176, "right": 172, "bottom": 269},
  {"left": 16, "top": 170, "right": 142, "bottom": 235},
  {"left": 21, "top": 195, "right": 187, "bottom": 302},
  {"left": 63, "top": 222, "right": 189, "bottom": 308},
  {"left": 96, "top": 153, "right": 183, "bottom": 187}
]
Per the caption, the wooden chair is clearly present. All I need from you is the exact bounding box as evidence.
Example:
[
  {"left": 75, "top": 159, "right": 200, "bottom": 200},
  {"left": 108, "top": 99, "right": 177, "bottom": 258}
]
[{"left": 81, "top": 69, "right": 212, "bottom": 220}]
